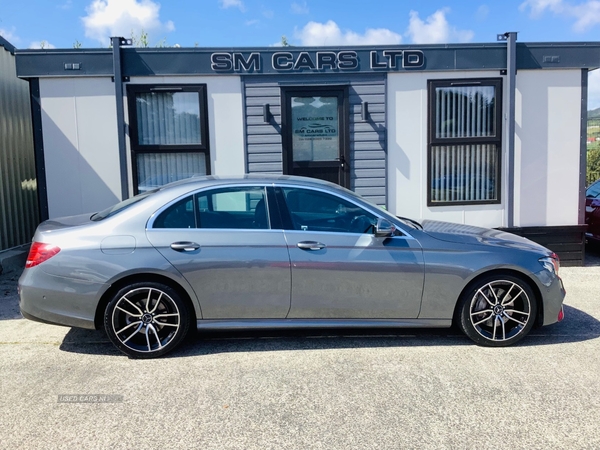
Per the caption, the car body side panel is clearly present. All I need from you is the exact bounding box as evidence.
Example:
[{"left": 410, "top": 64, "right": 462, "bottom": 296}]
[
  {"left": 414, "top": 231, "right": 565, "bottom": 322},
  {"left": 284, "top": 231, "right": 424, "bottom": 318},
  {"left": 146, "top": 229, "right": 292, "bottom": 319},
  {"left": 19, "top": 245, "right": 193, "bottom": 329}
]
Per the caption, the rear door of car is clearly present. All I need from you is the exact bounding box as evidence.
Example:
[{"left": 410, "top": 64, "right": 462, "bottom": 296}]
[
  {"left": 146, "top": 185, "right": 291, "bottom": 319},
  {"left": 275, "top": 185, "right": 425, "bottom": 319}
]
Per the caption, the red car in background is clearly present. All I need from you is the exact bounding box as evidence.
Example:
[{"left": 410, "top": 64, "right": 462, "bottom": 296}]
[{"left": 586, "top": 179, "right": 600, "bottom": 242}]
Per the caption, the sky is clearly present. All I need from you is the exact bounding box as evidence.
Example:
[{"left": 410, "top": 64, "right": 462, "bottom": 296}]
[{"left": 1, "top": 0, "right": 599, "bottom": 106}]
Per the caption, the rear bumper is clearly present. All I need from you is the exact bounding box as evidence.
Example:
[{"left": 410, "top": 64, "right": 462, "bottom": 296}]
[{"left": 18, "top": 268, "right": 103, "bottom": 330}]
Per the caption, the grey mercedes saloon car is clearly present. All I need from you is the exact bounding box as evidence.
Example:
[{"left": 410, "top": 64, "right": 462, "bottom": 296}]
[{"left": 19, "top": 175, "right": 565, "bottom": 358}]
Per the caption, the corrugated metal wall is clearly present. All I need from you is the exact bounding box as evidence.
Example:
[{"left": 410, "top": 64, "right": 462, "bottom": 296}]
[
  {"left": 244, "top": 74, "right": 387, "bottom": 206},
  {"left": 0, "top": 43, "right": 39, "bottom": 250}
]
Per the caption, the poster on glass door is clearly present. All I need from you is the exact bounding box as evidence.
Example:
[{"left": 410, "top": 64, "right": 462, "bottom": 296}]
[{"left": 291, "top": 96, "right": 338, "bottom": 162}]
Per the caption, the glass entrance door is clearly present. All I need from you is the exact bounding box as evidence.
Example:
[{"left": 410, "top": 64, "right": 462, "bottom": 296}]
[{"left": 282, "top": 87, "right": 349, "bottom": 188}]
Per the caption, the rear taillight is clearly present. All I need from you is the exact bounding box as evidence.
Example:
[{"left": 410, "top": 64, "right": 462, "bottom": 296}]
[{"left": 25, "top": 242, "right": 60, "bottom": 268}]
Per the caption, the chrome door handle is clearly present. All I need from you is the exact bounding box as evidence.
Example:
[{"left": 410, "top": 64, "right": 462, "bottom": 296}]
[
  {"left": 170, "top": 242, "right": 200, "bottom": 252},
  {"left": 297, "top": 241, "right": 326, "bottom": 251}
]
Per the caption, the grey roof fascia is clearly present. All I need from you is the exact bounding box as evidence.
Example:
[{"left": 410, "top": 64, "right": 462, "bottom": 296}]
[
  {"left": 14, "top": 41, "right": 600, "bottom": 79},
  {"left": 517, "top": 41, "right": 600, "bottom": 69},
  {"left": 15, "top": 48, "right": 114, "bottom": 78},
  {"left": 0, "top": 35, "right": 16, "bottom": 54}
]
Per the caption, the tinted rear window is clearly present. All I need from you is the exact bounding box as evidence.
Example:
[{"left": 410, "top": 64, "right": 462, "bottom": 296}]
[{"left": 91, "top": 190, "right": 157, "bottom": 221}]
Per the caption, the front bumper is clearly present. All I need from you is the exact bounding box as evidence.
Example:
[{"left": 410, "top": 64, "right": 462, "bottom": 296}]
[{"left": 537, "top": 272, "right": 566, "bottom": 326}]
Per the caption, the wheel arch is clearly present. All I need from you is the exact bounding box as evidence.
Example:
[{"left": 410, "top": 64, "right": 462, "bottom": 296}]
[
  {"left": 451, "top": 268, "right": 544, "bottom": 328},
  {"left": 94, "top": 273, "right": 199, "bottom": 330}
]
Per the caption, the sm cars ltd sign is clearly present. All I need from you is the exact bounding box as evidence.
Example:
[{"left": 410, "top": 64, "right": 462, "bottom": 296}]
[{"left": 210, "top": 49, "right": 424, "bottom": 73}]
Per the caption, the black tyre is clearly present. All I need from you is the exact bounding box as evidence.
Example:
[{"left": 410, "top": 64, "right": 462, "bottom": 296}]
[
  {"left": 104, "top": 282, "right": 191, "bottom": 358},
  {"left": 458, "top": 275, "right": 537, "bottom": 347}
]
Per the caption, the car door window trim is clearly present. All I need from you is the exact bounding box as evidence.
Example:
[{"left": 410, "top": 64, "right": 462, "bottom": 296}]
[
  {"left": 148, "top": 184, "right": 271, "bottom": 230},
  {"left": 274, "top": 183, "right": 413, "bottom": 239}
]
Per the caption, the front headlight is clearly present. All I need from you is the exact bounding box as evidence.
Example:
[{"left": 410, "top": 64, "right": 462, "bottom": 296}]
[{"left": 539, "top": 252, "right": 560, "bottom": 276}]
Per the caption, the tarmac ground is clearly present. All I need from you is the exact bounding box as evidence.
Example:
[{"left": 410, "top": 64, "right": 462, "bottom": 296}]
[{"left": 1, "top": 247, "right": 599, "bottom": 449}]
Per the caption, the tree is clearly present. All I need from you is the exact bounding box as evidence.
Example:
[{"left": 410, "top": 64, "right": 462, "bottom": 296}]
[{"left": 588, "top": 147, "right": 600, "bottom": 185}]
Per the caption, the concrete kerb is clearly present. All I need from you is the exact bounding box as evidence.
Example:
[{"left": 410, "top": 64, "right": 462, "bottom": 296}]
[{"left": 0, "top": 244, "right": 30, "bottom": 275}]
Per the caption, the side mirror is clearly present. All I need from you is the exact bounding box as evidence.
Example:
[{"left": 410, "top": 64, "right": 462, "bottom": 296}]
[{"left": 375, "top": 218, "right": 395, "bottom": 237}]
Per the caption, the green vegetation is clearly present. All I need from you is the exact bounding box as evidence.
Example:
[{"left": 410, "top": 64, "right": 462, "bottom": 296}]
[
  {"left": 127, "top": 29, "right": 170, "bottom": 48},
  {"left": 589, "top": 107, "right": 600, "bottom": 119},
  {"left": 131, "top": 29, "right": 149, "bottom": 47}
]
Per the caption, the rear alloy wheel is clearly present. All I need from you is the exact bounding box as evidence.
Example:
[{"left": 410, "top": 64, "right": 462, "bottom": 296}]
[
  {"left": 458, "top": 275, "right": 537, "bottom": 347},
  {"left": 104, "top": 282, "right": 191, "bottom": 358}
]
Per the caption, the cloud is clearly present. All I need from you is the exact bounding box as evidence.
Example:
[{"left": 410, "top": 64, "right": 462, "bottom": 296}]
[
  {"left": 519, "top": 0, "right": 563, "bottom": 16},
  {"left": 476, "top": 5, "right": 490, "bottom": 21},
  {"left": 291, "top": 1, "right": 309, "bottom": 14},
  {"left": 81, "top": 0, "right": 175, "bottom": 45},
  {"left": 245, "top": 19, "right": 259, "bottom": 26},
  {"left": 0, "top": 27, "right": 18, "bottom": 43},
  {"left": 295, "top": 20, "right": 402, "bottom": 46},
  {"left": 589, "top": 69, "right": 600, "bottom": 110},
  {"left": 406, "top": 9, "right": 474, "bottom": 44},
  {"left": 220, "top": 0, "right": 245, "bottom": 11},
  {"left": 520, "top": 0, "right": 600, "bottom": 32},
  {"left": 29, "top": 41, "right": 56, "bottom": 49},
  {"left": 58, "top": 0, "right": 73, "bottom": 9}
]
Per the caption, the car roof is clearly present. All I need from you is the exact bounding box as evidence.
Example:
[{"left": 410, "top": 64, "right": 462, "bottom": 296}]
[{"left": 159, "top": 174, "right": 346, "bottom": 192}]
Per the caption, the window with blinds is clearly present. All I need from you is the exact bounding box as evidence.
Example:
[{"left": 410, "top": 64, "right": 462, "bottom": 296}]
[
  {"left": 127, "top": 84, "right": 209, "bottom": 194},
  {"left": 428, "top": 79, "right": 502, "bottom": 205}
]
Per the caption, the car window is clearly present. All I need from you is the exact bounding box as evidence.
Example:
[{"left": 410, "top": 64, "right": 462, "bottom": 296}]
[
  {"left": 153, "top": 187, "right": 270, "bottom": 230},
  {"left": 587, "top": 181, "right": 600, "bottom": 198},
  {"left": 282, "top": 187, "right": 376, "bottom": 234},
  {"left": 197, "top": 186, "right": 269, "bottom": 229},
  {"left": 91, "top": 190, "right": 157, "bottom": 221},
  {"left": 153, "top": 196, "right": 196, "bottom": 229}
]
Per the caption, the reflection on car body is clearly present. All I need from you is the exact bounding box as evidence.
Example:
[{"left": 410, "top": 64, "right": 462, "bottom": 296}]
[{"left": 19, "top": 175, "right": 565, "bottom": 358}]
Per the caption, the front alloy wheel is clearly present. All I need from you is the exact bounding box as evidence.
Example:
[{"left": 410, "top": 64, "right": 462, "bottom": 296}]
[
  {"left": 104, "top": 282, "right": 191, "bottom": 358},
  {"left": 458, "top": 275, "right": 537, "bottom": 347}
]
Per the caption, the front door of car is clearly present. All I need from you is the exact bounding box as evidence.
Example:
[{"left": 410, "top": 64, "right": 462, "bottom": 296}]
[
  {"left": 276, "top": 186, "right": 424, "bottom": 319},
  {"left": 146, "top": 186, "right": 291, "bottom": 319}
]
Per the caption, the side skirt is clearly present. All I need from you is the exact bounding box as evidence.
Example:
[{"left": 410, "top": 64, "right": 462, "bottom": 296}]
[{"left": 196, "top": 318, "right": 452, "bottom": 331}]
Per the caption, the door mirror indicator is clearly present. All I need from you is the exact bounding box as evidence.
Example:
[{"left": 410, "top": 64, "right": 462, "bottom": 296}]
[{"left": 375, "top": 218, "right": 395, "bottom": 237}]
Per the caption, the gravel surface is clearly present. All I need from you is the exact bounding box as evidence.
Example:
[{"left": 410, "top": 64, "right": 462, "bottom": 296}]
[{"left": 1, "top": 251, "right": 599, "bottom": 450}]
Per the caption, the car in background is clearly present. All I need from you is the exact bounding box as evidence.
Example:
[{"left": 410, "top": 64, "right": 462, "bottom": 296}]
[
  {"left": 586, "top": 179, "right": 600, "bottom": 242},
  {"left": 19, "top": 175, "right": 565, "bottom": 358}
]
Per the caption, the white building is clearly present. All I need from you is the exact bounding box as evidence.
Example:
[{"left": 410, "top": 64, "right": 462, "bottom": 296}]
[{"left": 15, "top": 36, "right": 599, "bottom": 265}]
